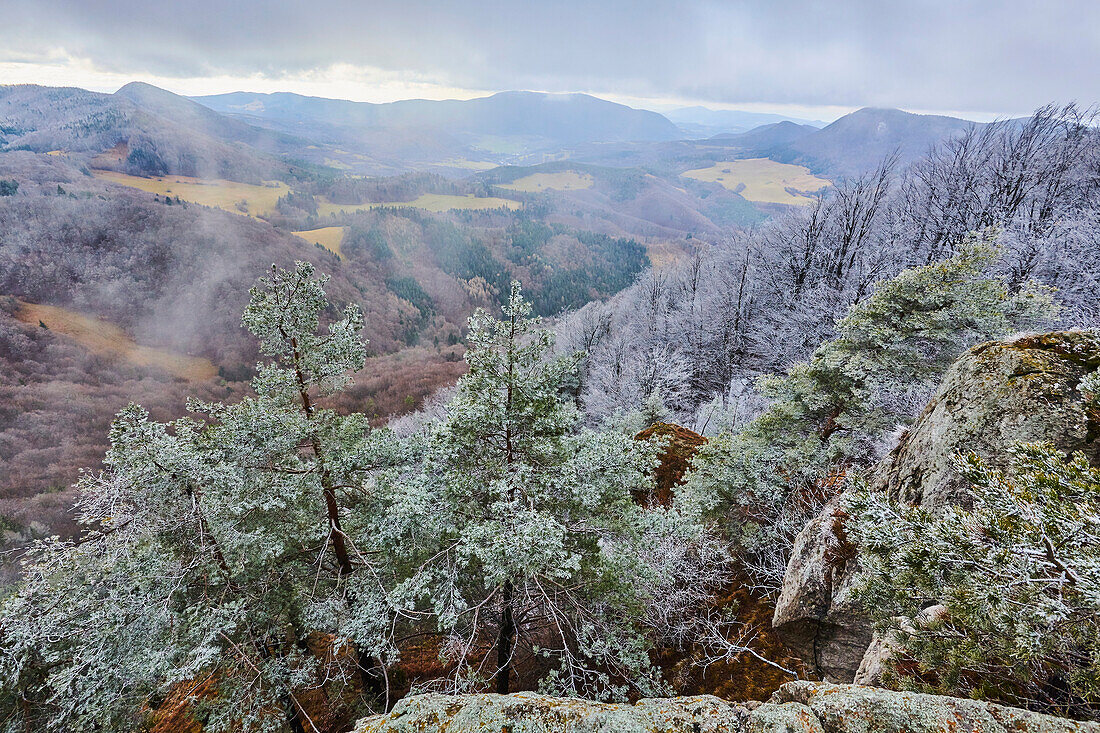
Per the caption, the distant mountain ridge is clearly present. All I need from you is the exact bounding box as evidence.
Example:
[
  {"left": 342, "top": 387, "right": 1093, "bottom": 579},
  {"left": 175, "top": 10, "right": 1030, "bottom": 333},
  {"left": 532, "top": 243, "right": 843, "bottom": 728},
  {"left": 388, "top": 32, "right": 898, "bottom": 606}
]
[
  {"left": 194, "top": 90, "right": 682, "bottom": 146},
  {"left": 709, "top": 120, "right": 819, "bottom": 149},
  {"left": 666, "top": 106, "right": 827, "bottom": 137},
  {"left": 771, "top": 107, "right": 979, "bottom": 176},
  {"left": 1, "top": 80, "right": 997, "bottom": 181},
  {"left": 114, "top": 81, "right": 297, "bottom": 151},
  {"left": 0, "top": 83, "right": 290, "bottom": 180}
]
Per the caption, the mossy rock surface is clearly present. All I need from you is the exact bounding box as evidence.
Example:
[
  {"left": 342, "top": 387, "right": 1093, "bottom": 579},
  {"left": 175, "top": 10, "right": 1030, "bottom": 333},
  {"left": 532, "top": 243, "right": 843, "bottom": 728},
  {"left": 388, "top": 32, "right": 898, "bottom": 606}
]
[{"left": 772, "top": 331, "right": 1100, "bottom": 681}]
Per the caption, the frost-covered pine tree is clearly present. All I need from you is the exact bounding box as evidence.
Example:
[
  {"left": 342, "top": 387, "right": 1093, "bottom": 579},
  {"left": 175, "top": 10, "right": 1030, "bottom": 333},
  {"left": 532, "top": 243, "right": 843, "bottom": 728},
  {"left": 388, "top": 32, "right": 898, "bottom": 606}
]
[
  {"left": 0, "top": 262, "right": 395, "bottom": 732},
  {"left": 378, "top": 282, "right": 726, "bottom": 699},
  {"left": 680, "top": 241, "right": 1057, "bottom": 592}
]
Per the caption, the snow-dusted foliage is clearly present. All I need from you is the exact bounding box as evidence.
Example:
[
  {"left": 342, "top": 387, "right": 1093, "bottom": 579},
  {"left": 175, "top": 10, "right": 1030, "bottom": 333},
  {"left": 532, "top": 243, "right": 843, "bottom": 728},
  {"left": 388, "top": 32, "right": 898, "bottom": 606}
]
[
  {"left": 374, "top": 283, "right": 728, "bottom": 700},
  {"left": 677, "top": 245, "right": 1056, "bottom": 594},
  {"left": 0, "top": 262, "right": 397, "bottom": 731},
  {"left": 0, "top": 274, "right": 729, "bottom": 729},
  {"left": 849, "top": 443, "right": 1100, "bottom": 718}
]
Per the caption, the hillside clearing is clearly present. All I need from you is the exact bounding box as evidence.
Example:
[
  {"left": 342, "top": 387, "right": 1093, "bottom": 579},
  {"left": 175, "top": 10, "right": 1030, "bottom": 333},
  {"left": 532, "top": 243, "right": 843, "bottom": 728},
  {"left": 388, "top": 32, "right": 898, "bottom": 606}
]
[
  {"left": 499, "top": 171, "right": 594, "bottom": 192},
  {"left": 14, "top": 300, "right": 218, "bottom": 381},
  {"left": 91, "top": 170, "right": 290, "bottom": 217},
  {"left": 293, "top": 226, "right": 347, "bottom": 256},
  {"left": 681, "top": 158, "right": 830, "bottom": 206},
  {"left": 316, "top": 193, "right": 521, "bottom": 216}
]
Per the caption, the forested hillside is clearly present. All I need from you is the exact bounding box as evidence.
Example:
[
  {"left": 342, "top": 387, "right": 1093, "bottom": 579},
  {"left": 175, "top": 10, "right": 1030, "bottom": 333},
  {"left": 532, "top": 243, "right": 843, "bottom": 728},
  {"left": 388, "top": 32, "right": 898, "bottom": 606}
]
[
  {"left": 559, "top": 104, "right": 1099, "bottom": 429},
  {"left": 1, "top": 80, "right": 872, "bottom": 563}
]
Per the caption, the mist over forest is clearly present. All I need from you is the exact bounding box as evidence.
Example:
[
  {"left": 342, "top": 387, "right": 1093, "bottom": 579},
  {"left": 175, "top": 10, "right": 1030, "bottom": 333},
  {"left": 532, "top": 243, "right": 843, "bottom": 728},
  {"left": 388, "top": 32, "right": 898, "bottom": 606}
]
[{"left": 2, "top": 4, "right": 1100, "bottom": 732}]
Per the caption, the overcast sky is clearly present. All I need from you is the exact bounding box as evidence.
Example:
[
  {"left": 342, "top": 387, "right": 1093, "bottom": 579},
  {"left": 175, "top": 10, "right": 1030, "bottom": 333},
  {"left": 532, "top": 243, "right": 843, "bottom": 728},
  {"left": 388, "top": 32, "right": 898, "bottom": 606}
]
[{"left": 1, "top": 0, "right": 1097, "bottom": 121}]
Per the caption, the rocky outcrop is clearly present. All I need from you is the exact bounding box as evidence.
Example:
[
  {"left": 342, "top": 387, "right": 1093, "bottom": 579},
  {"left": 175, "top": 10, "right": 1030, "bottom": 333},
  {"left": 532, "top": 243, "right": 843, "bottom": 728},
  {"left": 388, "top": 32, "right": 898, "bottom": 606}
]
[
  {"left": 355, "top": 692, "right": 761, "bottom": 733},
  {"left": 354, "top": 682, "right": 1100, "bottom": 733},
  {"left": 773, "top": 682, "right": 1098, "bottom": 733},
  {"left": 876, "top": 331, "right": 1100, "bottom": 510},
  {"left": 770, "top": 500, "right": 868, "bottom": 682},
  {"left": 772, "top": 331, "right": 1100, "bottom": 681}
]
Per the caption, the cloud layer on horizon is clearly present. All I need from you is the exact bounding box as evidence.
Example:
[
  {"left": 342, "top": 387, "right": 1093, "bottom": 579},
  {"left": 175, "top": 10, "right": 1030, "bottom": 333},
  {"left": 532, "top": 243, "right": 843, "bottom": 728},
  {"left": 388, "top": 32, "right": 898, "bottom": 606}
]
[{"left": 2, "top": 0, "right": 1098, "bottom": 116}]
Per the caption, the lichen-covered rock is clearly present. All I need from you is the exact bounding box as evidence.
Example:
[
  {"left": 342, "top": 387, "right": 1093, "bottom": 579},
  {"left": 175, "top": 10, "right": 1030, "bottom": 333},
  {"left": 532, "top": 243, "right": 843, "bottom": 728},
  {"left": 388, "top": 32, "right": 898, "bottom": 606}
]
[
  {"left": 354, "top": 684, "right": 1100, "bottom": 733},
  {"left": 876, "top": 331, "right": 1100, "bottom": 510},
  {"left": 772, "top": 331, "right": 1100, "bottom": 681},
  {"left": 745, "top": 701, "right": 825, "bottom": 733},
  {"left": 770, "top": 682, "right": 1099, "bottom": 733},
  {"left": 770, "top": 500, "right": 870, "bottom": 682},
  {"left": 353, "top": 691, "right": 757, "bottom": 732}
]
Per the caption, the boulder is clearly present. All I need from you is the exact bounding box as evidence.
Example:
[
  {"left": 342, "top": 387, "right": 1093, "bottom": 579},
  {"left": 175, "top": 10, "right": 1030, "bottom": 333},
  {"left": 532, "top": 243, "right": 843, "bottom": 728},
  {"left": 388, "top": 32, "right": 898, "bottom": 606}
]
[
  {"left": 772, "top": 331, "right": 1100, "bottom": 681},
  {"left": 354, "top": 683, "right": 1100, "bottom": 733},
  {"left": 770, "top": 500, "right": 869, "bottom": 681},
  {"left": 772, "top": 682, "right": 1099, "bottom": 733},
  {"left": 876, "top": 331, "right": 1100, "bottom": 510}
]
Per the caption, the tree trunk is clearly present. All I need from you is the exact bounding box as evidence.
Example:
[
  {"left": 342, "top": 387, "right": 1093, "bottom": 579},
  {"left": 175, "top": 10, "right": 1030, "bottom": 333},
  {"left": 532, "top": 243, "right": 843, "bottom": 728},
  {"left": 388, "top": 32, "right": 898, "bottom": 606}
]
[
  {"left": 288, "top": 334, "right": 353, "bottom": 578},
  {"left": 496, "top": 579, "right": 515, "bottom": 694},
  {"left": 285, "top": 331, "right": 387, "bottom": 708}
]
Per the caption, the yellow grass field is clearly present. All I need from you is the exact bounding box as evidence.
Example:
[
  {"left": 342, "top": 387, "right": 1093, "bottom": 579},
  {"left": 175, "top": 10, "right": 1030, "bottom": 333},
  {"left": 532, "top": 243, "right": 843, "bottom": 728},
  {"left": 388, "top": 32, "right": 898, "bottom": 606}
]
[
  {"left": 92, "top": 170, "right": 291, "bottom": 217},
  {"left": 499, "top": 171, "right": 594, "bottom": 192},
  {"left": 442, "top": 158, "right": 499, "bottom": 171},
  {"left": 315, "top": 193, "right": 521, "bottom": 216},
  {"left": 14, "top": 300, "right": 218, "bottom": 381},
  {"left": 681, "top": 158, "right": 830, "bottom": 205},
  {"left": 644, "top": 240, "right": 686, "bottom": 269},
  {"left": 293, "top": 226, "right": 347, "bottom": 256}
]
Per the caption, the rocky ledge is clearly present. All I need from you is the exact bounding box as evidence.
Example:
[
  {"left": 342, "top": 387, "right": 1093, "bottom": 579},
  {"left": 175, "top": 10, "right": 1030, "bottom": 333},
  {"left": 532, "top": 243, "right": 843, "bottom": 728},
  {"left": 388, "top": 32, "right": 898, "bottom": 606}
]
[{"left": 355, "top": 682, "right": 1099, "bottom": 733}]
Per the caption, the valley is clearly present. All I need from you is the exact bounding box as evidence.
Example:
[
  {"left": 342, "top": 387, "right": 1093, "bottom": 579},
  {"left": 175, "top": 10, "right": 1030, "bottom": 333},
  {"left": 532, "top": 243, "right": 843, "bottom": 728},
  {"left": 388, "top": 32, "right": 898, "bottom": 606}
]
[{"left": 0, "top": 81, "right": 1031, "bottom": 566}]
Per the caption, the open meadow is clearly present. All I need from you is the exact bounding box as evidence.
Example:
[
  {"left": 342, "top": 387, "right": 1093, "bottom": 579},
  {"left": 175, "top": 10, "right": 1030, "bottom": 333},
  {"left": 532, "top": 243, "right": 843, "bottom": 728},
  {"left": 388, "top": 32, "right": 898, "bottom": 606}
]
[
  {"left": 292, "top": 226, "right": 348, "bottom": 256},
  {"left": 681, "top": 158, "right": 830, "bottom": 205},
  {"left": 315, "top": 192, "right": 522, "bottom": 216},
  {"left": 498, "top": 170, "right": 595, "bottom": 192},
  {"left": 91, "top": 170, "right": 291, "bottom": 217},
  {"left": 14, "top": 300, "right": 218, "bottom": 381}
]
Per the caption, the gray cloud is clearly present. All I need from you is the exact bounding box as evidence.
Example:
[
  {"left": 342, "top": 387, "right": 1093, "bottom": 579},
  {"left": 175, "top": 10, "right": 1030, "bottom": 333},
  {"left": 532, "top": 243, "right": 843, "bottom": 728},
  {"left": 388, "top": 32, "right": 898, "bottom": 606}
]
[{"left": 3, "top": 0, "right": 1098, "bottom": 115}]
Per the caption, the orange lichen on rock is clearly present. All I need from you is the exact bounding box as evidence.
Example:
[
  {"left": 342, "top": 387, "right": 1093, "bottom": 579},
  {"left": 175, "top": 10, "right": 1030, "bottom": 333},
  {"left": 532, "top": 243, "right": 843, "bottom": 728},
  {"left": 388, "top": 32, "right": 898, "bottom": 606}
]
[
  {"left": 633, "top": 422, "right": 707, "bottom": 506},
  {"left": 146, "top": 676, "right": 217, "bottom": 733}
]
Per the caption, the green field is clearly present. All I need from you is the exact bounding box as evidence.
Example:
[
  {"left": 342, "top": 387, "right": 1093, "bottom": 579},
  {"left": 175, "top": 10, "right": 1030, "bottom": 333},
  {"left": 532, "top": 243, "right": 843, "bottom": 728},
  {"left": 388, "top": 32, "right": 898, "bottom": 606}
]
[
  {"left": 681, "top": 158, "right": 830, "bottom": 206},
  {"left": 93, "top": 170, "right": 290, "bottom": 217},
  {"left": 499, "top": 171, "right": 595, "bottom": 192}
]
